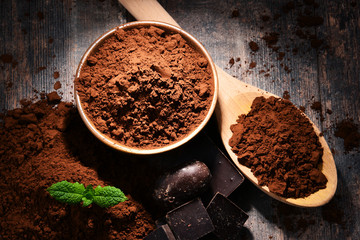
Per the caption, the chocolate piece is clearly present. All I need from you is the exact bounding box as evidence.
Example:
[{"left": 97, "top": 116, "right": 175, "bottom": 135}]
[
  {"left": 184, "top": 134, "right": 244, "bottom": 201},
  {"left": 205, "top": 147, "right": 244, "bottom": 198},
  {"left": 153, "top": 161, "right": 212, "bottom": 209},
  {"left": 144, "top": 224, "right": 176, "bottom": 240},
  {"left": 166, "top": 198, "right": 214, "bottom": 240},
  {"left": 206, "top": 193, "right": 248, "bottom": 240}
]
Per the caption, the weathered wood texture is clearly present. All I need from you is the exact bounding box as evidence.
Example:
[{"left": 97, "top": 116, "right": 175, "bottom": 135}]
[{"left": 1, "top": 0, "right": 359, "bottom": 239}]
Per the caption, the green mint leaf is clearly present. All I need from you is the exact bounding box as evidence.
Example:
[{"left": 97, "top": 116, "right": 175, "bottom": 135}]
[
  {"left": 82, "top": 197, "right": 93, "bottom": 207},
  {"left": 47, "top": 181, "right": 85, "bottom": 205},
  {"left": 93, "top": 185, "right": 128, "bottom": 208},
  {"left": 84, "top": 185, "right": 95, "bottom": 199},
  {"left": 81, "top": 185, "right": 94, "bottom": 207}
]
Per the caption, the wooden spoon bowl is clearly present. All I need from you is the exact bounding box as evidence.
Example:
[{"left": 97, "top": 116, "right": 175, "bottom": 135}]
[
  {"left": 215, "top": 67, "right": 337, "bottom": 207},
  {"left": 118, "top": 0, "right": 337, "bottom": 207}
]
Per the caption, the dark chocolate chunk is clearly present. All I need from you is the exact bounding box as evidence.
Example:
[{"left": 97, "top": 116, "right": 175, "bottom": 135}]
[
  {"left": 206, "top": 193, "right": 249, "bottom": 240},
  {"left": 144, "top": 224, "right": 176, "bottom": 240},
  {"left": 205, "top": 148, "right": 244, "bottom": 198},
  {"left": 166, "top": 198, "right": 214, "bottom": 240},
  {"left": 153, "top": 161, "right": 212, "bottom": 209},
  {"left": 185, "top": 134, "right": 244, "bottom": 203}
]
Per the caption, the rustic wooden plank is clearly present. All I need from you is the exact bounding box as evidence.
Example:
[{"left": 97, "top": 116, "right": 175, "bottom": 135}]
[
  {"left": 317, "top": 0, "right": 360, "bottom": 238},
  {"left": 1, "top": 0, "right": 359, "bottom": 239}
]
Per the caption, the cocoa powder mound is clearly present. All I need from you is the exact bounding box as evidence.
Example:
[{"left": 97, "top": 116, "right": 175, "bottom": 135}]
[
  {"left": 76, "top": 26, "right": 214, "bottom": 149},
  {"left": 0, "top": 99, "right": 155, "bottom": 239},
  {"left": 229, "top": 96, "right": 327, "bottom": 198}
]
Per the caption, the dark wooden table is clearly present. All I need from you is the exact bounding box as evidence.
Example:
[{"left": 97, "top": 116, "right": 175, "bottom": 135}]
[{"left": 1, "top": 0, "right": 359, "bottom": 239}]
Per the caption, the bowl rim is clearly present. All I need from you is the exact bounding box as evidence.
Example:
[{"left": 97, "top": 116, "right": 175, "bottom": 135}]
[{"left": 74, "top": 20, "right": 219, "bottom": 155}]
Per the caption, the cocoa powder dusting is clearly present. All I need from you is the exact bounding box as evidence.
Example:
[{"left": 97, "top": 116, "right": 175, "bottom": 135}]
[
  {"left": 76, "top": 26, "right": 214, "bottom": 149},
  {"left": 54, "top": 71, "right": 60, "bottom": 79},
  {"left": 0, "top": 99, "right": 155, "bottom": 239},
  {"left": 249, "top": 41, "right": 259, "bottom": 52},
  {"left": 229, "top": 96, "right": 327, "bottom": 198},
  {"left": 283, "top": 91, "right": 290, "bottom": 100},
  {"left": 249, "top": 61, "right": 257, "bottom": 69},
  {"left": 334, "top": 119, "right": 360, "bottom": 152},
  {"left": 54, "top": 81, "right": 61, "bottom": 90}
]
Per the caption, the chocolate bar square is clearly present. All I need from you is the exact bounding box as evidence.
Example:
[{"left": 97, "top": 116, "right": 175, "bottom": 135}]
[
  {"left": 186, "top": 134, "right": 245, "bottom": 202},
  {"left": 144, "top": 224, "right": 176, "bottom": 240},
  {"left": 206, "top": 193, "right": 249, "bottom": 240},
  {"left": 166, "top": 198, "right": 214, "bottom": 240}
]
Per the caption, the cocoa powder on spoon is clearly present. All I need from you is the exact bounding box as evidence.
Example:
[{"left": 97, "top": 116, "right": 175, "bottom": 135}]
[{"left": 229, "top": 96, "right": 327, "bottom": 198}]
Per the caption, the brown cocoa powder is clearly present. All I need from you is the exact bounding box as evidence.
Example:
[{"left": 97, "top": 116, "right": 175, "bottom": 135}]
[
  {"left": 249, "top": 41, "right": 259, "bottom": 52},
  {"left": 283, "top": 91, "right": 290, "bottom": 100},
  {"left": 334, "top": 119, "right": 360, "bottom": 152},
  {"left": 249, "top": 61, "right": 257, "bottom": 69},
  {"left": 0, "top": 99, "right": 155, "bottom": 239},
  {"left": 53, "top": 71, "right": 60, "bottom": 80},
  {"left": 76, "top": 26, "right": 214, "bottom": 149},
  {"left": 54, "top": 81, "right": 61, "bottom": 90},
  {"left": 229, "top": 96, "right": 327, "bottom": 198}
]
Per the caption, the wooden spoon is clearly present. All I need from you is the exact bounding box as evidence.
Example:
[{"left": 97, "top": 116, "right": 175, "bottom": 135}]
[{"left": 118, "top": 0, "right": 337, "bottom": 207}]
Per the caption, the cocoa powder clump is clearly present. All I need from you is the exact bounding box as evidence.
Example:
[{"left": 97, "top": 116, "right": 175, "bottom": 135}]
[
  {"left": 0, "top": 99, "right": 155, "bottom": 239},
  {"left": 229, "top": 96, "right": 327, "bottom": 198},
  {"left": 249, "top": 41, "right": 259, "bottom": 52},
  {"left": 76, "top": 26, "right": 214, "bottom": 149}
]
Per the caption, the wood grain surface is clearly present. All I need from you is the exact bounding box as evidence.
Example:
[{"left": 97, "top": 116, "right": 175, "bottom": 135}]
[{"left": 1, "top": 0, "right": 359, "bottom": 239}]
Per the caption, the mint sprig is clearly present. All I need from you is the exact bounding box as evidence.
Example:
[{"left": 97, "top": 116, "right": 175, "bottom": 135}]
[{"left": 47, "top": 181, "right": 128, "bottom": 208}]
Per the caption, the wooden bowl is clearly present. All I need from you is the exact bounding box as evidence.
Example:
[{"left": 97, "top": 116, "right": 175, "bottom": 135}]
[{"left": 74, "top": 21, "right": 218, "bottom": 155}]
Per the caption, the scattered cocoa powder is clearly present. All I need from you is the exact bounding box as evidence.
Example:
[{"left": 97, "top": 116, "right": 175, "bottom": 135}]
[
  {"left": 249, "top": 61, "right": 257, "bottom": 69},
  {"left": 54, "top": 81, "right": 62, "bottom": 90},
  {"left": 282, "top": 1, "right": 295, "bottom": 14},
  {"left": 47, "top": 91, "right": 61, "bottom": 103},
  {"left": 262, "top": 32, "right": 280, "bottom": 51},
  {"left": 76, "top": 26, "right": 214, "bottom": 149},
  {"left": 231, "top": 9, "right": 240, "bottom": 18},
  {"left": 326, "top": 109, "right": 332, "bottom": 115},
  {"left": 249, "top": 41, "right": 259, "bottom": 52},
  {"left": 283, "top": 91, "right": 290, "bottom": 100},
  {"left": 0, "top": 54, "right": 18, "bottom": 68},
  {"left": 37, "top": 66, "right": 47, "bottom": 73},
  {"left": 277, "top": 52, "right": 285, "bottom": 61},
  {"left": 311, "top": 38, "right": 323, "bottom": 49},
  {"left": 37, "top": 11, "right": 44, "bottom": 20},
  {"left": 261, "top": 15, "right": 270, "bottom": 22},
  {"left": 229, "top": 96, "right": 327, "bottom": 198},
  {"left": 246, "top": 0, "right": 326, "bottom": 78},
  {"left": 274, "top": 202, "right": 315, "bottom": 233},
  {"left": 321, "top": 198, "right": 346, "bottom": 227},
  {"left": 311, "top": 101, "right": 324, "bottom": 121},
  {"left": 311, "top": 101, "right": 322, "bottom": 112},
  {"left": 297, "top": 15, "right": 324, "bottom": 27},
  {"left": 0, "top": 54, "right": 13, "bottom": 63},
  {"left": 0, "top": 98, "right": 156, "bottom": 239},
  {"left": 229, "top": 57, "right": 235, "bottom": 68},
  {"left": 54, "top": 71, "right": 60, "bottom": 79},
  {"left": 334, "top": 119, "right": 360, "bottom": 152},
  {"left": 6, "top": 81, "right": 13, "bottom": 89}
]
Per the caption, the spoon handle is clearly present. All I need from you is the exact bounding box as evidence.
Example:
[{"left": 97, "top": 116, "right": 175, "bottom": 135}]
[{"left": 118, "top": 0, "right": 180, "bottom": 27}]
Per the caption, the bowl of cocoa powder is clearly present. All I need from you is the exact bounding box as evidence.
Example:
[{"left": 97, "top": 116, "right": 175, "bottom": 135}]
[{"left": 75, "top": 21, "right": 218, "bottom": 154}]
